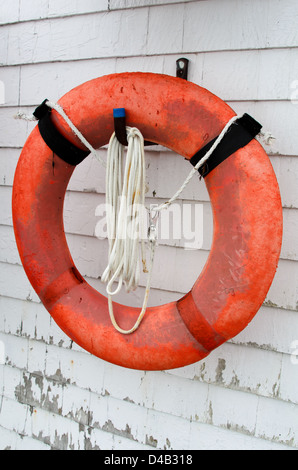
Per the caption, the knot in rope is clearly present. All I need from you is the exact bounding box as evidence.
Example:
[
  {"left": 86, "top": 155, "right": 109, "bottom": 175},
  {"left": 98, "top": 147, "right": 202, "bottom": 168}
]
[{"left": 127, "top": 127, "right": 141, "bottom": 140}]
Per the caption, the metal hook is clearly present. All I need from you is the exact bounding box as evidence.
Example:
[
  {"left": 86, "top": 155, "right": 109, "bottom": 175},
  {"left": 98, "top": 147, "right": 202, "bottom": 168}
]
[
  {"left": 147, "top": 205, "right": 159, "bottom": 242},
  {"left": 176, "top": 58, "right": 189, "bottom": 80},
  {"left": 113, "top": 108, "right": 157, "bottom": 147}
]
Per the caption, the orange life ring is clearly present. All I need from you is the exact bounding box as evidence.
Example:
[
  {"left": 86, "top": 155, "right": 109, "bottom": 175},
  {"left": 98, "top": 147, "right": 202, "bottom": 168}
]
[{"left": 12, "top": 73, "right": 283, "bottom": 371}]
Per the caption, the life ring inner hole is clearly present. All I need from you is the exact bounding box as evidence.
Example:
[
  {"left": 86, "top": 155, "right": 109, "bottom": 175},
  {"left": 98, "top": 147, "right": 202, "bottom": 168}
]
[{"left": 63, "top": 147, "right": 214, "bottom": 309}]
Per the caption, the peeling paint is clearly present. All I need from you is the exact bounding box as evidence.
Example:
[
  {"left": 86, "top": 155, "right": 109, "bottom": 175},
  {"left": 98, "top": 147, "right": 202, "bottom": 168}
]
[
  {"left": 272, "top": 369, "right": 281, "bottom": 398},
  {"left": 102, "top": 420, "right": 136, "bottom": 442},
  {"left": 263, "top": 300, "right": 279, "bottom": 308},
  {"left": 208, "top": 401, "right": 213, "bottom": 425},
  {"left": 15, "top": 373, "right": 63, "bottom": 417},
  {"left": 194, "top": 362, "right": 207, "bottom": 382},
  {"left": 53, "top": 431, "right": 69, "bottom": 450},
  {"left": 15, "top": 373, "right": 41, "bottom": 408},
  {"left": 215, "top": 359, "right": 226, "bottom": 384},
  {"left": 224, "top": 421, "right": 255, "bottom": 438},
  {"left": 230, "top": 371, "right": 240, "bottom": 388},
  {"left": 67, "top": 407, "right": 91, "bottom": 427},
  {"left": 146, "top": 434, "right": 158, "bottom": 448},
  {"left": 33, "top": 429, "right": 51, "bottom": 448},
  {"left": 84, "top": 436, "right": 100, "bottom": 451},
  {"left": 48, "top": 368, "right": 71, "bottom": 385},
  {"left": 42, "top": 387, "right": 62, "bottom": 415},
  {"left": 124, "top": 396, "right": 135, "bottom": 404},
  {"left": 164, "top": 438, "right": 171, "bottom": 449}
]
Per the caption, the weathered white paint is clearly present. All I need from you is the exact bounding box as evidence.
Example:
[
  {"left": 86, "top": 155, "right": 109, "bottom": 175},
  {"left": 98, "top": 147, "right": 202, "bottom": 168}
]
[{"left": 0, "top": 0, "right": 297, "bottom": 450}]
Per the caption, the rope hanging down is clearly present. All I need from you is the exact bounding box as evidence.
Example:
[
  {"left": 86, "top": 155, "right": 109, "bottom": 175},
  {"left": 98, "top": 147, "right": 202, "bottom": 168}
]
[
  {"left": 101, "top": 128, "right": 158, "bottom": 335},
  {"left": 102, "top": 127, "right": 147, "bottom": 295},
  {"left": 15, "top": 100, "right": 242, "bottom": 334}
]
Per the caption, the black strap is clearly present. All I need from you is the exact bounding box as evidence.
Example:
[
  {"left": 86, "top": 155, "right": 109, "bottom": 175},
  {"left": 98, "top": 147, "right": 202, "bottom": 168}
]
[
  {"left": 189, "top": 113, "right": 262, "bottom": 178},
  {"left": 34, "top": 100, "right": 261, "bottom": 173},
  {"left": 33, "top": 100, "right": 90, "bottom": 166}
]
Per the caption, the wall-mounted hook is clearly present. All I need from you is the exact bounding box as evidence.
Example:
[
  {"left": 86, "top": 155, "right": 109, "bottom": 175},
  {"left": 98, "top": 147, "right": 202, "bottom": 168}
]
[
  {"left": 113, "top": 108, "right": 157, "bottom": 147},
  {"left": 176, "top": 58, "right": 189, "bottom": 80}
]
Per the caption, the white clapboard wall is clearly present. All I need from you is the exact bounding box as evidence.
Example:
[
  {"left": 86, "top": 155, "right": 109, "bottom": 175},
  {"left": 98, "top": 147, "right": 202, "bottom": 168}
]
[{"left": 0, "top": 0, "right": 297, "bottom": 450}]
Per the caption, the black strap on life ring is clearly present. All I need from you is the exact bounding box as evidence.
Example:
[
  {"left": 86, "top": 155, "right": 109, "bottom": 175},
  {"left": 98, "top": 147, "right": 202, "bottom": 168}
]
[
  {"left": 190, "top": 113, "right": 262, "bottom": 178},
  {"left": 34, "top": 101, "right": 157, "bottom": 166},
  {"left": 33, "top": 100, "right": 90, "bottom": 166},
  {"left": 33, "top": 100, "right": 261, "bottom": 172}
]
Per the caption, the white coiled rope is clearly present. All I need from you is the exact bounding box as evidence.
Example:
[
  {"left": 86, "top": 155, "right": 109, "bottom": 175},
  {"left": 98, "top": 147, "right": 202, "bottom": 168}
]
[
  {"left": 101, "top": 128, "right": 157, "bottom": 335},
  {"left": 102, "top": 127, "right": 147, "bottom": 295},
  {"left": 15, "top": 100, "right": 243, "bottom": 334}
]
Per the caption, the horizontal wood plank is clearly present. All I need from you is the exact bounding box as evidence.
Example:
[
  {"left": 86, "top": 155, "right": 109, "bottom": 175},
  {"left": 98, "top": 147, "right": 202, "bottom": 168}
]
[
  {"left": 0, "top": 49, "right": 296, "bottom": 108},
  {"left": 1, "top": 1, "right": 298, "bottom": 67}
]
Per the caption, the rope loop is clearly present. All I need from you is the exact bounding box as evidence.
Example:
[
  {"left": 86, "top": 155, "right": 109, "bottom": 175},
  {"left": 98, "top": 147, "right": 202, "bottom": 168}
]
[{"left": 102, "top": 126, "right": 157, "bottom": 334}]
